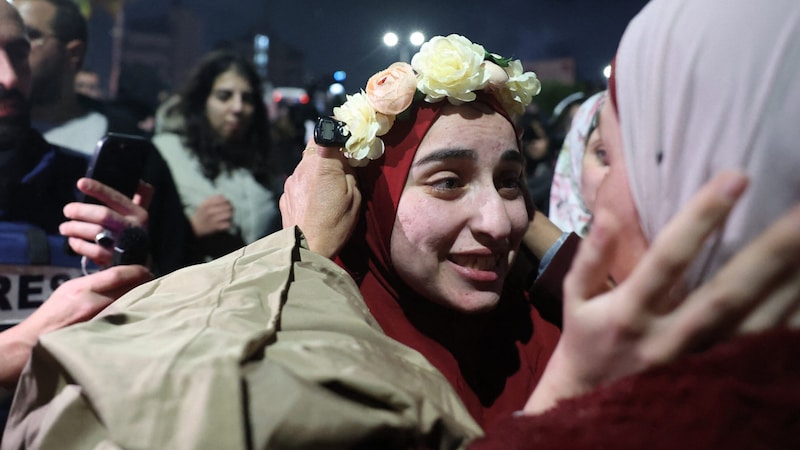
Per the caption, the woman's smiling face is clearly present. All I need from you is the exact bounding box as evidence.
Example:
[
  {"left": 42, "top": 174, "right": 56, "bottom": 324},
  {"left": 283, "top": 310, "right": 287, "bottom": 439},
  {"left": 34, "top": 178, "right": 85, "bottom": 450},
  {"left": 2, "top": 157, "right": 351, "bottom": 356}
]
[{"left": 390, "top": 104, "right": 529, "bottom": 313}]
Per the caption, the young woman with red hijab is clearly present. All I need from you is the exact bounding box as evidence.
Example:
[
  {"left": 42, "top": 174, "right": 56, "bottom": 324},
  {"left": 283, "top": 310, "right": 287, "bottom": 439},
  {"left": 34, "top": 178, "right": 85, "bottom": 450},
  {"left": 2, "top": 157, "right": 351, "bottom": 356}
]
[
  {"left": 334, "top": 95, "right": 566, "bottom": 427},
  {"left": 284, "top": 27, "right": 800, "bottom": 435},
  {"left": 293, "top": 36, "right": 580, "bottom": 426},
  {"left": 286, "top": 27, "right": 800, "bottom": 442}
]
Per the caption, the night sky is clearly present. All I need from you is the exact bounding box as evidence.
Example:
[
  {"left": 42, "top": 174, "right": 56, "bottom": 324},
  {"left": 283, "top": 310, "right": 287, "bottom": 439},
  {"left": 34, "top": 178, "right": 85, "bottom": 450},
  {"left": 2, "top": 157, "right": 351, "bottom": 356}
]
[{"left": 123, "top": 0, "right": 650, "bottom": 92}]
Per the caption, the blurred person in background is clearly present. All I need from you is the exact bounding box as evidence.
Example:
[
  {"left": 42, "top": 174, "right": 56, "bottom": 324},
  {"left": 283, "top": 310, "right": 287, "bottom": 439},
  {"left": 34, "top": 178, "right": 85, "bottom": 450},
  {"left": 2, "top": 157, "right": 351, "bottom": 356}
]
[
  {"left": 269, "top": 94, "right": 317, "bottom": 178},
  {"left": 105, "top": 62, "right": 169, "bottom": 137},
  {"left": 0, "top": 0, "right": 151, "bottom": 429},
  {"left": 548, "top": 91, "right": 607, "bottom": 237},
  {"left": 520, "top": 112, "right": 558, "bottom": 214},
  {"left": 153, "top": 50, "right": 281, "bottom": 262},
  {"left": 74, "top": 68, "right": 102, "bottom": 100},
  {"left": 14, "top": 0, "right": 197, "bottom": 274},
  {"left": 547, "top": 91, "right": 585, "bottom": 155},
  {"left": 12, "top": 0, "right": 138, "bottom": 150}
]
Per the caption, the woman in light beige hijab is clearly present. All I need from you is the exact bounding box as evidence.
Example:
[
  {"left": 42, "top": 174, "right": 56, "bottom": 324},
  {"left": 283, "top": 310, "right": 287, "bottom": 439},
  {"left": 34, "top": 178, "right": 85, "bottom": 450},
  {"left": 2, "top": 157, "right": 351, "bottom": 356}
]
[
  {"left": 471, "top": 0, "right": 800, "bottom": 447},
  {"left": 612, "top": 0, "right": 800, "bottom": 293}
]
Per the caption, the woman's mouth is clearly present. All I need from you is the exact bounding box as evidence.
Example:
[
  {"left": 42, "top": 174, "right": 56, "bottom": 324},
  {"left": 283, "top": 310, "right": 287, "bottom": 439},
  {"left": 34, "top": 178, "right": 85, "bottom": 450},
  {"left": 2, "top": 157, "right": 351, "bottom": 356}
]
[
  {"left": 448, "top": 253, "right": 505, "bottom": 283},
  {"left": 449, "top": 254, "right": 501, "bottom": 271}
]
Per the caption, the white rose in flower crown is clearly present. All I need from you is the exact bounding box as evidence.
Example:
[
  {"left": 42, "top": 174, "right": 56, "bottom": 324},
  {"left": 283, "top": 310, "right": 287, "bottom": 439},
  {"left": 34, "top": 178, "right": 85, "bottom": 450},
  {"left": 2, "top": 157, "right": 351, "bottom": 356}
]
[
  {"left": 333, "top": 91, "right": 394, "bottom": 166},
  {"left": 411, "top": 34, "right": 490, "bottom": 104},
  {"left": 483, "top": 60, "right": 510, "bottom": 88},
  {"left": 494, "top": 60, "right": 541, "bottom": 116}
]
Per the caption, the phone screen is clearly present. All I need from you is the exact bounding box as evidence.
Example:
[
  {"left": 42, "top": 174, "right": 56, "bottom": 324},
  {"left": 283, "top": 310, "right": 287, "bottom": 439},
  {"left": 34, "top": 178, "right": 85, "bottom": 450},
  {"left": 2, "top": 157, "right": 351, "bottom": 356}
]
[{"left": 82, "top": 133, "right": 153, "bottom": 204}]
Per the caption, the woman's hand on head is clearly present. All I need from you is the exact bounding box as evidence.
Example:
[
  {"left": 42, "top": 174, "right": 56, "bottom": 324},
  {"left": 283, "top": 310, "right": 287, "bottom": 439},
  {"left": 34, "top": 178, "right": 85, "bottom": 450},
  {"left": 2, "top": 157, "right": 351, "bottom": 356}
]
[
  {"left": 524, "top": 170, "right": 800, "bottom": 414},
  {"left": 280, "top": 140, "right": 361, "bottom": 259},
  {"left": 59, "top": 178, "right": 152, "bottom": 267}
]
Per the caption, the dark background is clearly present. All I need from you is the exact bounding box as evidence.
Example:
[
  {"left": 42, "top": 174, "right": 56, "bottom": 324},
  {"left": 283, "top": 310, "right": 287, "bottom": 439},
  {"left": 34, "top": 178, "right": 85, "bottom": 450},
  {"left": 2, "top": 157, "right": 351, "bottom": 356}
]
[{"left": 115, "top": 0, "right": 649, "bottom": 92}]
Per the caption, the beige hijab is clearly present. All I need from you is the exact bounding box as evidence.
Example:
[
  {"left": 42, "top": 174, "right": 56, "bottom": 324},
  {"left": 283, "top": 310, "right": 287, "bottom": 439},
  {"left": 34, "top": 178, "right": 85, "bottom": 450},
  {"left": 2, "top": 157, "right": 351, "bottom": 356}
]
[{"left": 614, "top": 0, "right": 800, "bottom": 289}]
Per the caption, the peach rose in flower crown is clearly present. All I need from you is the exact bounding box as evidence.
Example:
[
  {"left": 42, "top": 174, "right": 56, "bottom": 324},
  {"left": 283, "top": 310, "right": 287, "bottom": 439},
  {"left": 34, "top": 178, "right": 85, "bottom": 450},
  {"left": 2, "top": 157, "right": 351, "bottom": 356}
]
[{"left": 366, "top": 62, "right": 418, "bottom": 115}]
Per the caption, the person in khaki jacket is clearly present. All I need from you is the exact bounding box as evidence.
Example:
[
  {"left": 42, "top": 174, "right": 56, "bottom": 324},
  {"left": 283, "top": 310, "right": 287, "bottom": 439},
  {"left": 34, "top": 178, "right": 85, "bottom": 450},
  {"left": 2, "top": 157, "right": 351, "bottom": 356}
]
[{"left": 5, "top": 33, "right": 800, "bottom": 450}]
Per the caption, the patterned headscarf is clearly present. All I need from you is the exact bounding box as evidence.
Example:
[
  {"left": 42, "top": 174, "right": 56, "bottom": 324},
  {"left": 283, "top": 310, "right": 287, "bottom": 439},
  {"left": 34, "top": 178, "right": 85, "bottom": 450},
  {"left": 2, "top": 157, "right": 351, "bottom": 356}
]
[{"left": 548, "top": 91, "right": 606, "bottom": 236}]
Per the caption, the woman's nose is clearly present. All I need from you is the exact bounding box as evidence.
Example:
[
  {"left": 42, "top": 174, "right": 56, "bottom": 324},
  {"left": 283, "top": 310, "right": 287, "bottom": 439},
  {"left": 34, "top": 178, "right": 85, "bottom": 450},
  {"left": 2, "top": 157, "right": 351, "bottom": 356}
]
[
  {"left": 470, "top": 190, "right": 514, "bottom": 241},
  {"left": 229, "top": 94, "right": 244, "bottom": 113}
]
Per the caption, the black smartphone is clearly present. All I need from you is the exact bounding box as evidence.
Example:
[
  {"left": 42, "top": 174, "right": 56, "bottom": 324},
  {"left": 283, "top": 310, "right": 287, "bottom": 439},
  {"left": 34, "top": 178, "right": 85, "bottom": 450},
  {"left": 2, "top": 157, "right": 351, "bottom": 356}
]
[{"left": 80, "top": 133, "right": 153, "bottom": 204}]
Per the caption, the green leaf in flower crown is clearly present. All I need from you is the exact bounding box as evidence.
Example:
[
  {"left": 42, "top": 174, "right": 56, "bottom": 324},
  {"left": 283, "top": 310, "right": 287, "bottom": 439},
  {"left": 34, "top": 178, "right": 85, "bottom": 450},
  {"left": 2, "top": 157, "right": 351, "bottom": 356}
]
[{"left": 484, "top": 51, "right": 513, "bottom": 68}]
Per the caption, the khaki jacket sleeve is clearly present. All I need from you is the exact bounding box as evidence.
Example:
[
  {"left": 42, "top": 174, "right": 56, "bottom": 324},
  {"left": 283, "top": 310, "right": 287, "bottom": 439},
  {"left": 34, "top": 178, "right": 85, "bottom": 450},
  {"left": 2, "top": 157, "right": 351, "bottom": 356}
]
[{"left": 2, "top": 228, "right": 481, "bottom": 450}]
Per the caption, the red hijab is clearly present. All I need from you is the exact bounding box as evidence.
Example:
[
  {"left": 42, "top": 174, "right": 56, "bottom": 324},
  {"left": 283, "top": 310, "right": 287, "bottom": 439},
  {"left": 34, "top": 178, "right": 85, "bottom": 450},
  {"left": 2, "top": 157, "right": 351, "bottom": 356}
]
[{"left": 337, "top": 94, "right": 561, "bottom": 428}]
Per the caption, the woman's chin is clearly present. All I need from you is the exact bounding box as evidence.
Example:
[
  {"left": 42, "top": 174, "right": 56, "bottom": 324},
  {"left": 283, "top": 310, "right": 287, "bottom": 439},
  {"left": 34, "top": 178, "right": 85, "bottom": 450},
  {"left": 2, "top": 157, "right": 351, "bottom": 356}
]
[{"left": 435, "top": 291, "right": 502, "bottom": 315}]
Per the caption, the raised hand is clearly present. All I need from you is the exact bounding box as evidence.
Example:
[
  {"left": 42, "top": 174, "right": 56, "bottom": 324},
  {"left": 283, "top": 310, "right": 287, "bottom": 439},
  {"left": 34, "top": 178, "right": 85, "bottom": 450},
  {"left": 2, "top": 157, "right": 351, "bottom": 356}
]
[
  {"left": 280, "top": 142, "right": 361, "bottom": 258},
  {"left": 524, "top": 171, "right": 800, "bottom": 413}
]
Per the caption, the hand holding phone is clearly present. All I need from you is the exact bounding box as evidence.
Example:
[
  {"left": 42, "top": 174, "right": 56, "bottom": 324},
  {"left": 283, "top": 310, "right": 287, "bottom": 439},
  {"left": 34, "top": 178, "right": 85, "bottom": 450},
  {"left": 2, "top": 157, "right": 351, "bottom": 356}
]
[
  {"left": 81, "top": 133, "right": 153, "bottom": 204},
  {"left": 66, "top": 133, "right": 154, "bottom": 263}
]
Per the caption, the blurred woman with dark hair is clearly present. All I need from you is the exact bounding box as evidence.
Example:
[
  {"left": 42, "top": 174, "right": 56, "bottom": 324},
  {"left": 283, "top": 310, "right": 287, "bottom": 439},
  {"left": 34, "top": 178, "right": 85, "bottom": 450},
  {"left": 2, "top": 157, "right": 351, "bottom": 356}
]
[
  {"left": 153, "top": 50, "right": 281, "bottom": 261},
  {"left": 519, "top": 112, "right": 557, "bottom": 214}
]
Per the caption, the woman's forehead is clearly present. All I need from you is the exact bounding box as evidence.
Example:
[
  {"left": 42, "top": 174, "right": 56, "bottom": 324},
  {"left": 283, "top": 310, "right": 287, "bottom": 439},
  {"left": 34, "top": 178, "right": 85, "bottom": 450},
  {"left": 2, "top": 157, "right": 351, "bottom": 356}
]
[
  {"left": 213, "top": 69, "right": 250, "bottom": 88},
  {"left": 415, "top": 110, "right": 518, "bottom": 158},
  {"left": 425, "top": 105, "right": 514, "bottom": 139}
]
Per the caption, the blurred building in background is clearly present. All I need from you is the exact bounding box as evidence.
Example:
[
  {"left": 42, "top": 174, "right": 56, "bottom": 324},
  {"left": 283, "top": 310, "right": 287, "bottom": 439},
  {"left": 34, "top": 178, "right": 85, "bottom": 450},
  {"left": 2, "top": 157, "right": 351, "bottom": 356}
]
[
  {"left": 83, "top": 1, "right": 309, "bottom": 97},
  {"left": 524, "top": 57, "right": 577, "bottom": 85},
  {"left": 123, "top": 6, "right": 203, "bottom": 92}
]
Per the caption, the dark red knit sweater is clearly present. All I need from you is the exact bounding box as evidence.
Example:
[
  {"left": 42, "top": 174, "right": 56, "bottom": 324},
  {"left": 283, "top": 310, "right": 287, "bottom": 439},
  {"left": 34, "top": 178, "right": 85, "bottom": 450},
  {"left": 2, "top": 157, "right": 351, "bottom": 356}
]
[{"left": 471, "top": 328, "right": 800, "bottom": 450}]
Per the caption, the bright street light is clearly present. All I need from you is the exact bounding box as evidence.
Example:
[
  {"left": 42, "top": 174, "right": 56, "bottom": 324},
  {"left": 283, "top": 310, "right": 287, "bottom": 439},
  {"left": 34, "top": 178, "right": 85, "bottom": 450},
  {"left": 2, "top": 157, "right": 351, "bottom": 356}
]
[
  {"left": 383, "top": 31, "right": 425, "bottom": 62},
  {"left": 409, "top": 31, "right": 425, "bottom": 46},
  {"left": 383, "top": 32, "right": 399, "bottom": 47},
  {"left": 603, "top": 64, "right": 612, "bottom": 79}
]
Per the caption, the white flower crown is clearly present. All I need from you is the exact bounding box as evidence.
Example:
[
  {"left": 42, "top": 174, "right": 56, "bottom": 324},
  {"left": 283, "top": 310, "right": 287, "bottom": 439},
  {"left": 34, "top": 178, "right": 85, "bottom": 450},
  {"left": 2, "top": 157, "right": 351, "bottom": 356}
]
[{"left": 332, "top": 34, "right": 542, "bottom": 167}]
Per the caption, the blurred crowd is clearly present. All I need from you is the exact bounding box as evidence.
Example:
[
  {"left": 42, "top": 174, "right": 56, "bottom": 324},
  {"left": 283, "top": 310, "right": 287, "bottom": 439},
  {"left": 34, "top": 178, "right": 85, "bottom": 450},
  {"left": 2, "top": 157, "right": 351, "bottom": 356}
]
[{"left": 5, "top": 0, "right": 600, "bottom": 270}]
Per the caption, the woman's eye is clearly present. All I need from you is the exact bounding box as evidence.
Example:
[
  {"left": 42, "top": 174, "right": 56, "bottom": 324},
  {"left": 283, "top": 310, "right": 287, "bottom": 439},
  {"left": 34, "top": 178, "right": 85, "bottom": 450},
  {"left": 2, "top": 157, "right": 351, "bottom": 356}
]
[
  {"left": 497, "top": 176, "right": 523, "bottom": 196},
  {"left": 595, "top": 149, "right": 609, "bottom": 166},
  {"left": 430, "top": 177, "right": 462, "bottom": 191},
  {"left": 215, "top": 91, "right": 232, "bottom": 101}
]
